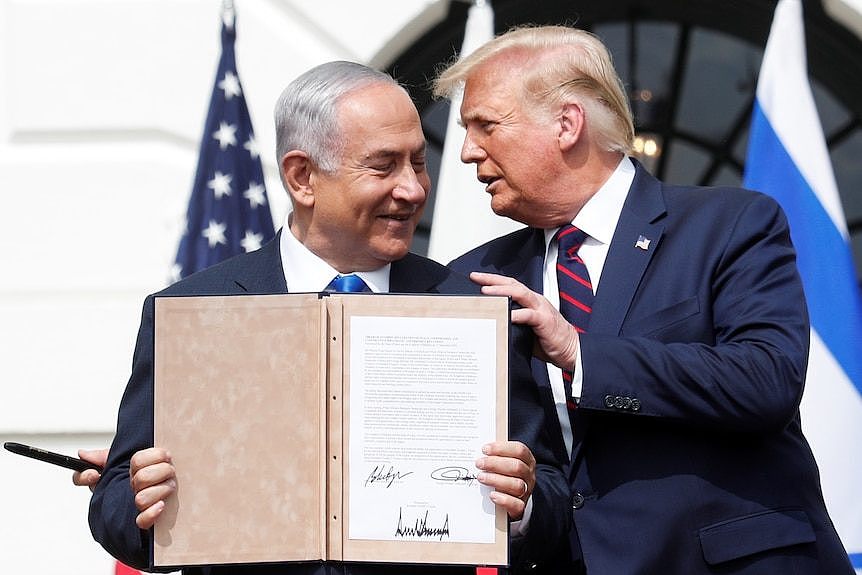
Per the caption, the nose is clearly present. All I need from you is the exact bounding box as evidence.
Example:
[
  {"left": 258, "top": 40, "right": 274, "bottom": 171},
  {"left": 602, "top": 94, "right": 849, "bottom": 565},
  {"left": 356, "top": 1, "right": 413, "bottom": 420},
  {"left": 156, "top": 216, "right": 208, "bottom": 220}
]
[
  {"left": 392, "top": 165, "right": 428, "bottom": 204},
  {"left": 460, "top": 129, "right": 486, "bottom": 164}
]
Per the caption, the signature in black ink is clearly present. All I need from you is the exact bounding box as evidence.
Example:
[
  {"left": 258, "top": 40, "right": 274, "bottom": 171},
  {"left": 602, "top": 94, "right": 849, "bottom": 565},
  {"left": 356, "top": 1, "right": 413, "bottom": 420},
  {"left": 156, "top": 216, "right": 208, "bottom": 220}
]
[
  {"left": 431, "top": 466, "right": 479, "bottom": 486},
  {"left": 394, "top": 508, "right": 451, "bottom": 540},
  {"left": 364, "top": 465, "right": 414, "bottom": 488}
]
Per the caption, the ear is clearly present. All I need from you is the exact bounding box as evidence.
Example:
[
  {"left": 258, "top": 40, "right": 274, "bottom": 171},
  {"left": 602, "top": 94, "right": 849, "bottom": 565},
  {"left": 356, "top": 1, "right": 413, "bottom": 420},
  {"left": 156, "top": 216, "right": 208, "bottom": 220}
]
[
  {"left": 281, "top": 150, "right": 315, "bottom": 208},
  {"left": 558, "top": 102, "right": 585, "bottom": 152}
]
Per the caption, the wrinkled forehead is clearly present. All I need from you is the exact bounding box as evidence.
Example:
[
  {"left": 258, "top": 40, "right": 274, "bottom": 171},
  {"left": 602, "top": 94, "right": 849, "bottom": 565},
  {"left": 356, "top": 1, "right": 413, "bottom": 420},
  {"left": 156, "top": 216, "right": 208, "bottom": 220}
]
[{"left": 336, "top": 84, "right": 427, "bottom": 157}]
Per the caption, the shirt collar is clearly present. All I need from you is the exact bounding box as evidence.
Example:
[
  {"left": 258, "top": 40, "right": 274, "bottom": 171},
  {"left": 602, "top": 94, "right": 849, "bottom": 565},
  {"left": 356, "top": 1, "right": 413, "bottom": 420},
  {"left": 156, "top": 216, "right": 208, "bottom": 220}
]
[
  {"left": 279, "top": 218, "right": 390, "bottom": 293},
  {"left": 544, "top": 156, "right": 636, "bottom": 247}
]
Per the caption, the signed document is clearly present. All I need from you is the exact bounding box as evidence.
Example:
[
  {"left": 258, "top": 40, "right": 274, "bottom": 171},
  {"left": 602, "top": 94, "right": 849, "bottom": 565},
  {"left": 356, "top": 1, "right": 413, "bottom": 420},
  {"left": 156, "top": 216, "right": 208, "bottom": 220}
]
[
  {"left": 152, "top": 293, "right": 508, "bottom": 568},
  {"left": 348, "top": 316, "right": 497, "bottom": 542}
]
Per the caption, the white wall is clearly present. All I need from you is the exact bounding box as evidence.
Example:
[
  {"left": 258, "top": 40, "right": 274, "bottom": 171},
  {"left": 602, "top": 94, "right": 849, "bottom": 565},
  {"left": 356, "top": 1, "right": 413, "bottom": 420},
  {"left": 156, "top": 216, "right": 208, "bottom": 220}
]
[{"left": 0, "top": 1, "right": 443, "bottom": 572}]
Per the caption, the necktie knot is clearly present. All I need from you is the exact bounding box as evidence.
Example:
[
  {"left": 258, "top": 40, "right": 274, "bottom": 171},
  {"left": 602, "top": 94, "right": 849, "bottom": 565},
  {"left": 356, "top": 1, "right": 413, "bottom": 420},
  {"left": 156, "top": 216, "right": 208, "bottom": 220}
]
[
  {"left": 327, "top": 274, "right": 370, "bottom": 293},
  {"left": 555, "top": 224, "right": 589, "bottom": 262}
]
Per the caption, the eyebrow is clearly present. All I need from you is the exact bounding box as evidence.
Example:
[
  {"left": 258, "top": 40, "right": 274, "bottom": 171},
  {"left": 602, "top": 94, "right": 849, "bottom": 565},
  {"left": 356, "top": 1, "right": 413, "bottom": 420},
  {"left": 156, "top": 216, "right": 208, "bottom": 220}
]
[
  {"left": 362, "top": 142, "right": 427, "bottom": 162},
  {"left": 459, "top": 110, "right": 490, "bottom": 126}
]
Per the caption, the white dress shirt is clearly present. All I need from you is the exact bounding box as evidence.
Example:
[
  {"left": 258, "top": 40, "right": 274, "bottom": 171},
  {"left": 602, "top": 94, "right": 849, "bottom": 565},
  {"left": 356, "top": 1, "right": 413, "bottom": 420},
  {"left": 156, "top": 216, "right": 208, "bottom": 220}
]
[
  {"left": 279, "top": 219, "right": 390, "bottom": 293},
  {"left": 542, "top": 156, "right": 636, "bottom": 457}
]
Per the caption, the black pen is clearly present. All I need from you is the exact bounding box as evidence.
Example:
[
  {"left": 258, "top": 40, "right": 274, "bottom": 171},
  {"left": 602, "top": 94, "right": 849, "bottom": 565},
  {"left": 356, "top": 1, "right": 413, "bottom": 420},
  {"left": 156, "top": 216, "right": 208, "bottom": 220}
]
[{"left": 3, "top": 441, "right": 103, "bottom": 473}]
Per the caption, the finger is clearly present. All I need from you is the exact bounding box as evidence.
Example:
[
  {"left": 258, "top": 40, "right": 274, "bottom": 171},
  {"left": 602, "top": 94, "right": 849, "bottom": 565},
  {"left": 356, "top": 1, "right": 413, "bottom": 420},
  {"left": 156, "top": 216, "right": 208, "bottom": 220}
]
[
  {"left": 482, "top": 470, "right": 530, "bottom": 497},
  {"left": 72, "top": 469, "right": 101, "bottom": 490},
  {"left": 491, "top": 490, "right": 527, "bottom": 518},
  {"left": 134, "top": 479, "right": 177, "bottom": 515},
  {"left": 469, "top": 271, "right": 519, "bottom": 287},
  {"left": 478, "top": 442, "right": 536, "bottom": 500},
  {"left": 476, "top": 456, "right": 534, "bottom": 502},
  {"left": 480, "top": 283, "right": 547, "bottom": 318},
  {"left": 130, "top": 448, "right": 171, "bottom": 475},
  {"left": 477, "top": 471, "right": 535, "bottom": 501},
  {"left": 478, "top": 468, "right": 529, "bottom": 496},
  {"left": 482, "top": 441, "right": 535, "bottom": 464},
  {"left": 135, "top": 500, "right": 166, "bottom": 530},
  {"left": 78, "top": 448, "right": 109, "bottom": 468},
  {"left": 130, "top": 461, "right": 176, "bottom": 496}
]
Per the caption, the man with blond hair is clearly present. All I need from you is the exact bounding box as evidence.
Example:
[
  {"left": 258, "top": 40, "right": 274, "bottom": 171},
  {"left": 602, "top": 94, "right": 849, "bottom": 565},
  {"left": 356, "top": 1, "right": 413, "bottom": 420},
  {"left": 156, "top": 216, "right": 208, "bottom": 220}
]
[{"left": 436, "top": 25, "right": 852, "bottom": 574}]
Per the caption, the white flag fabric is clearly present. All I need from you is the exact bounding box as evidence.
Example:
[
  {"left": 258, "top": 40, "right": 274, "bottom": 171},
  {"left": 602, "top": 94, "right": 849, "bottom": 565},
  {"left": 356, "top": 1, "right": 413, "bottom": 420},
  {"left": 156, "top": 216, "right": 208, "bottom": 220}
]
[
  {"left": 427, "top": 0, "right": 521, "bottom": 264},
  {"left": 743, "top": 0, "right": 862, "bottom": 569}
]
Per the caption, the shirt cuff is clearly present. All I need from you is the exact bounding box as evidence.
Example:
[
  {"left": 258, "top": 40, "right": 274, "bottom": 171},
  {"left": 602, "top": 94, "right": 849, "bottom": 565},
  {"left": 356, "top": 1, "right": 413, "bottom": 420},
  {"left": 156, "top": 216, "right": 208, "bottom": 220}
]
[{"left": 509, "top": 495, "right": 533, "bottom": 536}]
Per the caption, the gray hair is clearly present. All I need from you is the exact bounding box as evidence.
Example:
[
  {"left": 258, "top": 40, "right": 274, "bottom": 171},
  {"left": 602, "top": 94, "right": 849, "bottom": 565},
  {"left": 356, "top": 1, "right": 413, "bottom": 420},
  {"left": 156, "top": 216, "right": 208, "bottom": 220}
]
[
  {"left": 434, "top": 26, "right": 634, "bottom": 154},
  {"left": 274, "top": 61, "right": 405, "bottom": 174}
]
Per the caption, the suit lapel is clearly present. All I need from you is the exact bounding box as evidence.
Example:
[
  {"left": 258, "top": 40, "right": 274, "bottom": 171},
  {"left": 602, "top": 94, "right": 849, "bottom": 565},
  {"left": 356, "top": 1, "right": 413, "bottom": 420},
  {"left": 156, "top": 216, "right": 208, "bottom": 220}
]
[
  {"left": 590, "top": 164, "right": 666, "bottom": 336},
  {"left": 230, "top": 230, "right": 289, "bottom": 295},
  {"left": 501, "top": 229, "right": 547, "bottom": 293},
  {"left": 390, "top": 254, "right": 435, "bottom": 293}
]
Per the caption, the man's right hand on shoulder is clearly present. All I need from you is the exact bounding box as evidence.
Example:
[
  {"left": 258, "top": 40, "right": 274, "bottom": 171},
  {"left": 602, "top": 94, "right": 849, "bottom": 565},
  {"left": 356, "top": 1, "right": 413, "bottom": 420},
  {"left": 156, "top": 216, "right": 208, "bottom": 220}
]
[{"left": 129, "top": 447, "right": 176, "bottom": 529}]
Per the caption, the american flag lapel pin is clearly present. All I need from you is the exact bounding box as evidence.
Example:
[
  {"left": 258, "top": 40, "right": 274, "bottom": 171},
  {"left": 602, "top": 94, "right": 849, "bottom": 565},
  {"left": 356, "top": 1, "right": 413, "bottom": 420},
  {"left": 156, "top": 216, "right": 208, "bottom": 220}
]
[{"left": 635, "top": 235, "right": 651, "bottom": 250}]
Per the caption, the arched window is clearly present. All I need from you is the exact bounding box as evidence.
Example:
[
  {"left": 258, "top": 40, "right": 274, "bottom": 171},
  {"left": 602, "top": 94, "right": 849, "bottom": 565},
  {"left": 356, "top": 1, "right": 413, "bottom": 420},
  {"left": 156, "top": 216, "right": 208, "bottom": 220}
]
[{"left": 388, "top": 0, "right": 862, "bottom": 286}]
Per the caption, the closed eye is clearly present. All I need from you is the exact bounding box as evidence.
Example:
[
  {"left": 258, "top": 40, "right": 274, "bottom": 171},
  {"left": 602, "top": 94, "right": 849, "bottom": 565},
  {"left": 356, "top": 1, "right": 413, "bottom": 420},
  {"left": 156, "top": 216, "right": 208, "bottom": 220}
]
[{"left": 368, "top": 162, "right": 395, "bottom": 174}]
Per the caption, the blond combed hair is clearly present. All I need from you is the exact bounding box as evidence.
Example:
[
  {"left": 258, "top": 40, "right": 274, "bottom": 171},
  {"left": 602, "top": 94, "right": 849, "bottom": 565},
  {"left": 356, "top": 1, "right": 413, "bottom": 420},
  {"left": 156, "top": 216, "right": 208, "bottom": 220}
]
[{"left": 434, "top": 25, "right": 634, "bottom": 154}]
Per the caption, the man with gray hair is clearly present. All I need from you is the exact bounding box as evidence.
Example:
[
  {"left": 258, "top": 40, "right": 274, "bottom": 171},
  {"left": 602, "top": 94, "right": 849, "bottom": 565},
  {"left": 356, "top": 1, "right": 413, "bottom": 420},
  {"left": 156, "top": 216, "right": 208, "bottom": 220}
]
[
  {"left": 437, "top": 25, "right": 852, "bottom": 573},
  {"left": 88, "top": 61, "right": 569, "bottom": 574}
]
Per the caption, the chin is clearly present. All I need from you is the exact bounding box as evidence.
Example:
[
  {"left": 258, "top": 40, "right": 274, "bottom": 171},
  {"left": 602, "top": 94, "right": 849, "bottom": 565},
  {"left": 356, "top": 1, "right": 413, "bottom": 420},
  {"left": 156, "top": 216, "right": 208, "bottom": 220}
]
[
  {"left": 490, "top": 201, "right": 516, "bottom": 220},
  {"left": 375, "top": 241, "right": 411, "bottom": 263}
]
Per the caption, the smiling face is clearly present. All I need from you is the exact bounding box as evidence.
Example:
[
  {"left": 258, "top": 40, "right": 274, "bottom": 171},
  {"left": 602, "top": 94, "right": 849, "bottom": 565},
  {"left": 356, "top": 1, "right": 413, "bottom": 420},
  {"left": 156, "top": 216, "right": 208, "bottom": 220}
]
[
  {"left": 296, "top": 82, "right": 430, "bottom": 272},
  {"left": 459, "top": 53, "right": 576, "bottom": 228}
]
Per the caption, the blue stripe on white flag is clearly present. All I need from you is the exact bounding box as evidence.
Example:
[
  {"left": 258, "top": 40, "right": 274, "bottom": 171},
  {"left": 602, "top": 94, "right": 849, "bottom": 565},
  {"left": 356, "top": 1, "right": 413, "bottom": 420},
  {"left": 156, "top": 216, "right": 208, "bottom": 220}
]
[{"left": 746, "top": 102, "right": 862, "bottom": 394}]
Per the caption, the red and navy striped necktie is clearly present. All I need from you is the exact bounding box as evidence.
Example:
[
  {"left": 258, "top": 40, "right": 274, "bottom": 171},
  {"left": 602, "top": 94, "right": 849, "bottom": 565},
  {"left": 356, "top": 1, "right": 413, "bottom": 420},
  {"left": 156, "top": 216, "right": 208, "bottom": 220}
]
[{"left": 555, "top": 224, "right": 593, "bottom": 410}]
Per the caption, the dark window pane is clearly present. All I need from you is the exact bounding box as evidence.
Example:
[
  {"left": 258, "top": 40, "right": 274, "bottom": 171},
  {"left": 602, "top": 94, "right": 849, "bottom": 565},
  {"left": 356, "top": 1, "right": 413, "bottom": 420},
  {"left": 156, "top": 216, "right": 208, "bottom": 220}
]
[
  {"left": 832, "top": 129, "right": 862, "bottom": 224},
  {"left": 632, "top": 22, "right": 679, "bottom": 129},
  {"left": 664, "top": 140, "right": 711, "bottom": 185},
  {"left": 709, "top": 165, "right": 743, "bottom": 188},
  {"left": 851, "top": 234, "right": 862, "bottom": 283},
  {"left": 422, "top": 99, "right": 450, "bottom": 144},
  {"left": 676, "top": 28, "right": 760, "bottom": 144},
  {"left": 733, "top": 124, "right": 750, "bottom": 166},
  {"left": 812, "top": 79, "right": 852, "bottom": 137},
  {"left": 594, "top": 23, "right": 630, "bottom": 83}
]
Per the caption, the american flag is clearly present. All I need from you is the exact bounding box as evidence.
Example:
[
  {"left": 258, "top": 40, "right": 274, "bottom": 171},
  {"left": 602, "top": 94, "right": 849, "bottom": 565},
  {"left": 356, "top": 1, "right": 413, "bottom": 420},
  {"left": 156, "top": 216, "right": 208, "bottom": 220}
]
[{"left": 170, "top": 6, "right": 275, "bottom": 283}]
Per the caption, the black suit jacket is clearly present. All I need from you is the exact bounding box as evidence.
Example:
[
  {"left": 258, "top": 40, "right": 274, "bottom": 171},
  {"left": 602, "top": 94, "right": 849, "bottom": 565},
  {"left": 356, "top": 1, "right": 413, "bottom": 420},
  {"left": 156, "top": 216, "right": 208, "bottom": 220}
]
[
  {"left": 89, "top": 233, "right": 569, "bottom": 575},
  {"left": 449, "top": 162, "right": 852, "bottom": 574}
]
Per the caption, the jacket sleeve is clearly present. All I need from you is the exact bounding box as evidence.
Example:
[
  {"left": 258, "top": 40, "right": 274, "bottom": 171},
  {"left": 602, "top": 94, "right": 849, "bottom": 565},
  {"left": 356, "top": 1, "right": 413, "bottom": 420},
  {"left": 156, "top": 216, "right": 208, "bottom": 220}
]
[
  {"left": 89, "top": 295, "right": 157, "bottom": 570},
  {"left": 579, "top": 193, "right": 809, "bottom": 433}
]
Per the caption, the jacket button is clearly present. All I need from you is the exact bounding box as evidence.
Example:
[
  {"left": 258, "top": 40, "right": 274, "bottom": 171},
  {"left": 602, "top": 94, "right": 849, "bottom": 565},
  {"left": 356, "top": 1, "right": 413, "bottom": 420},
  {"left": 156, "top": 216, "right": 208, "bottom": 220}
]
[
  {"left": 631, "top": 398, "right": 641, "bottom": 411},
  {"left": 604, "top": 394, "right": 615, "bottom": 408},
  {"left": 572, "top": 492, "right": 585, "bottom": 509},
  {"left": 525, "top": 562, "right": 538, "bottom": 571}
]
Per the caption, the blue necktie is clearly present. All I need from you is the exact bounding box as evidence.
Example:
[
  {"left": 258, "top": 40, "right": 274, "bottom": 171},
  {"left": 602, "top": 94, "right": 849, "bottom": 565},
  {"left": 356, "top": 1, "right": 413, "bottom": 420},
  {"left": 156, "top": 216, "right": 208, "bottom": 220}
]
[
  {"left": 555, "top": 224, "right": 593, "bottom": 413},
  {"left": 326, "top": 274, "right": 370, "bottom": 293}
]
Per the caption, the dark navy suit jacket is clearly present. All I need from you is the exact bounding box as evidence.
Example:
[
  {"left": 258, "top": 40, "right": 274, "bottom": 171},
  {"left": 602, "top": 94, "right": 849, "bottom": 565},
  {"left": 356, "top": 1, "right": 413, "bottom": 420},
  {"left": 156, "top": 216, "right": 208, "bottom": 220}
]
[
  {"left": 89, "top": 233, "right": 569, "bottom": 575},
  {"left": 449, "top": 162, "right": 852, "bottom": 574}
]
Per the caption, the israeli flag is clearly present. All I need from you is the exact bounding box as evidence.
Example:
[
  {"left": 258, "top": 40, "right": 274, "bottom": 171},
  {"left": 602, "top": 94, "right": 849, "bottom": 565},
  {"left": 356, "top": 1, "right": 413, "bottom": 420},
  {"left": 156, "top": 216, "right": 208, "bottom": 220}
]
[{"left": 743, "top": 0, "right": 862, "bottom": 569}]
